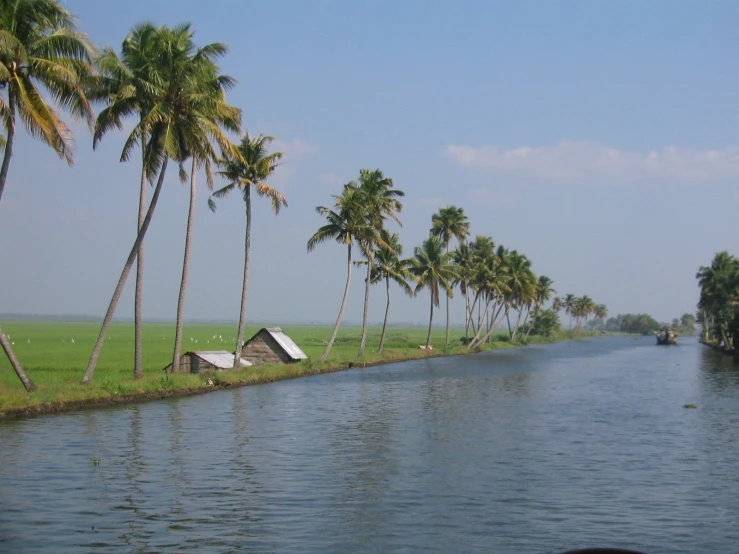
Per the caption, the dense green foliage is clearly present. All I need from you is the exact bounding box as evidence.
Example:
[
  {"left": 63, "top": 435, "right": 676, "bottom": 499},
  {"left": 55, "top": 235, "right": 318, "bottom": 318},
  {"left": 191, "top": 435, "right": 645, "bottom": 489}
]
[
  {"left": 605, "top": 313, "right": 662, "bottom": 335},
  {"left": 696, "top": 251, "right": 739, "bottom": 349}
]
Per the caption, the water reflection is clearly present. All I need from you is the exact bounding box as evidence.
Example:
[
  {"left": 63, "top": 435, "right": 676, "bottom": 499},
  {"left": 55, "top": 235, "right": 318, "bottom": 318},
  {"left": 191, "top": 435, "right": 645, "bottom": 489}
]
[{"left": 1, "top": 337, "right": 739, "bottom": 553}]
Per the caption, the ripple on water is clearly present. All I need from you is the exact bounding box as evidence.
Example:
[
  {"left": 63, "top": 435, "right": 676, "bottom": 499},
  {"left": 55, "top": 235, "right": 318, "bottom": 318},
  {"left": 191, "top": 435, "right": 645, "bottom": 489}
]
[{"left": 1, "top": 337, "right": 739, "bottom": 553}]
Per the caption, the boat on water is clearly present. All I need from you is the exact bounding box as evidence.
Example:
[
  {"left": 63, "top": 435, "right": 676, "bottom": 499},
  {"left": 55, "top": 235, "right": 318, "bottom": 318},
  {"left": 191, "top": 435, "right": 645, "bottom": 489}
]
[{"left": 655, "top": 327, "right": 678, "bottom": 345}]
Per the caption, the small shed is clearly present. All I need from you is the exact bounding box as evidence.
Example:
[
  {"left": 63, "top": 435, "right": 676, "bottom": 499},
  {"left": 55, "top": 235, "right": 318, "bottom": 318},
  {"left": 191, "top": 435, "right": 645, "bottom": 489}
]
[
  {"left": 241, "top": 327, "right": 308, "bottom": 365},
  {"left": 164, "top": 350, "right": 252, "bottom": 374}
]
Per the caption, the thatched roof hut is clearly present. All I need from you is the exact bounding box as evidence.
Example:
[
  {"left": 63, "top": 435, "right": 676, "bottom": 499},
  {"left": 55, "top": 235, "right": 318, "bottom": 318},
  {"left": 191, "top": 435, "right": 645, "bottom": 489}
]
[
  {"left": 164, "top": 351, "right": 252, "bottom": 374},
  {"left": 241, "top": 327, "right": 308, "bottom": 365}
]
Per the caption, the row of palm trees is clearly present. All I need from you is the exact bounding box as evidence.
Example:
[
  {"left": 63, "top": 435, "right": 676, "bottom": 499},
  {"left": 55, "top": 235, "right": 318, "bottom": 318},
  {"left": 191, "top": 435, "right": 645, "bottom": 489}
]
[
  {"left": 0, "top": 2, "right": 286, "bottom": 391},
  {"left": 308, "top": 184, "right": 607, "bottom": 357},
  {"left": 696, "top": 251, "right": 739, "bottom": 349}
]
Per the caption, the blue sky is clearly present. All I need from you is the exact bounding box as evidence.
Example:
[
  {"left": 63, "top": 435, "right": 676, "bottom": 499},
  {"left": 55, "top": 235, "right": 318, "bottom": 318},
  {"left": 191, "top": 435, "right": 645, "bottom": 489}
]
[{"left": 1, "top": 0, "right": 737, "bottom": 325}]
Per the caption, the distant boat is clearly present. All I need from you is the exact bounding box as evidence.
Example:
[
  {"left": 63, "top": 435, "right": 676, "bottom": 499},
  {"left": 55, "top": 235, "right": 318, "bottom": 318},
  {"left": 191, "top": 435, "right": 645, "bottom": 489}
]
[{"left": 656, "top": 328, "right": 678, "bottom": 345}]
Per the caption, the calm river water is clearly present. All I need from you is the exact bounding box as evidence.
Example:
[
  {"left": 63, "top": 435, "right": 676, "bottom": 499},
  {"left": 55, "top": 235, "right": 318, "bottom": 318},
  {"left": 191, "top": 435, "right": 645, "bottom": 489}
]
[{"left": 2, "top": 336, "right": 739, "bottom": 553}]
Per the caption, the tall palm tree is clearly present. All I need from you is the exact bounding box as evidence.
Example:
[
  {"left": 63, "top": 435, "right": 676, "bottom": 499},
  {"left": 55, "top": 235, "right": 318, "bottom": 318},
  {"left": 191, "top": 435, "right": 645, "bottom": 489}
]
[
  {"left": 368, "top": 233, "right": 414, "bottom": 354},
  {"left": 697, "top": 251, "right": 739, "bottom": 347},
  {"left": 524, "top": 275, "right": 555, "bottom": 340},
  {"left": 430, "top": 206, "right": 470, "bottom": 346},
  {"left": 452, "top": 243, "right": 473, "bottom": 341},
  {"left": 168, "top": 49, "right": 240, "bottom": 373},
  {"left": 0, "top": 0, "right": 95, "bottom": 391},
  {"left": 209, "top": 133, "right": 284, "bottom": 368},
  {"left": 563, "top": 293, "right": 576, "bottom": 329},
  {"left": 354, "top": 169, "right": 404, "bottom": 357},
  {"left": 91, "top": 22, "right": 169, "bottom": 378},
  {"left": 409, "top": 236, "right": 457, "bottom": 349},
  {"left": 308, "top": 185, "right": 378, "bottom": 362},
  {"left": 82, "top": 24, "right": 221, "bottom": 383}
]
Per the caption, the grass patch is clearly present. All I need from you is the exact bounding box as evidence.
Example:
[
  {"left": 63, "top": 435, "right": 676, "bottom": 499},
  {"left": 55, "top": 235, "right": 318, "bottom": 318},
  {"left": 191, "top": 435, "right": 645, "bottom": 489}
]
[{"left": 0, "top": 321, "right": 602, "bottom": 418}]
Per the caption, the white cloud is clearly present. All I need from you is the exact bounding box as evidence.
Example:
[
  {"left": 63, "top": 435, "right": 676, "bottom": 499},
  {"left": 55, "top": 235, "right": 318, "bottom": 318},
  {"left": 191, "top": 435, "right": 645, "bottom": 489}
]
[{"left": 444, "top": 141, "right": 739, "bottom": 184}]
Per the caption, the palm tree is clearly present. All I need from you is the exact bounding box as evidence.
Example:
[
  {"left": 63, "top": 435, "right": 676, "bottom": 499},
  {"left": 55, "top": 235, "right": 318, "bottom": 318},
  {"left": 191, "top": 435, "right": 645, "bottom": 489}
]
[
  {"left": 0, "top": 0, "right": 95, "bottom": 205},
  {"left": 308, "top": 185, "right": 378, "bottom": 362},
  {"left": 502, "top": 251, "right": 536, "bottom": 342},
  {"left": 82, "top": 24, "right": 222, "bottom": 383},
  {"left": 593, "top": 304, "right": 608, "bottom": 329},
  {"left": 452, "top": 243, "right": 473, "bottom": 341},
  {"left": 354, "top": 169, "right": 404, "bottom": 357},
  {"left": 91, "top": 22, "right": 164, "bottom": 378},
  {"left": 168, "top": 51, "right": 240, "bottom": 373},
  {"left": 563, "top": 293, "right": 576, "bottom": 329},
  {"left": 0, "top": 0, "right": 95, "bottom": 391},
  {"left": 409, "top": 236, "right": 457, "bottom": 349},
  {"left": 696, "top": 251, "right": 739, "bottom": 347},
  {"left": 210, "top": 133, "right": 284, "bottom": 368},
  {"left": 368, "top": 233, "right": 414, "bottom": 354},
  {"left": 524, "top": 275, "right": 555, "bottom": 340},
  {"left": 430, "top": 206, "right": 470, "bottom": 346}
]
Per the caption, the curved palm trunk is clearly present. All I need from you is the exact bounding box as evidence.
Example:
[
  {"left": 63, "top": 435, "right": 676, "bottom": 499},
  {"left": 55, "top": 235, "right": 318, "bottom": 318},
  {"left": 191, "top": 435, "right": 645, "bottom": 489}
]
[
  {"left": 233, "top": 186, "right": 252, "bottom": 368},
  {"left": 0, "top": 102, "right": 16, "bottom": 206},
  {"left": 133, "top": 132, "right": 147, "bottom": 379},
  {"left": 172, "top": 158, "right": 197, "bottom": 372},
  {"left": 320, "top": 244, "right": 352, "bottom": 363},
  {"left": 425, "top": 290, "right": 434, "bottom": 349},
  {"left": 357, "top": 260, "right": 372, "bottom": 357},
  {"left": 0, "top": 324, "right": 34, "bottom": 391},
  {"left": 82, "top": 158, "right": 169, "bottom": 384},
  {"left": 511, "top": 307, "right": 524, "bottom": 342},
  {"left": 378, "top": 276, "right": 391, "bottom": 354}
]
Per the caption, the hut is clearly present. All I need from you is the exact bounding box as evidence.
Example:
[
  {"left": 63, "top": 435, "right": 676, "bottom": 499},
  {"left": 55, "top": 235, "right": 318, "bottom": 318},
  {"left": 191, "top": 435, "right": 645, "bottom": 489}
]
[
  {"left": 241, "top": 327, "right": 308, "bottom": 365},
  {"left": 164, "top": 350, "right": 252, "bottom": 374}
]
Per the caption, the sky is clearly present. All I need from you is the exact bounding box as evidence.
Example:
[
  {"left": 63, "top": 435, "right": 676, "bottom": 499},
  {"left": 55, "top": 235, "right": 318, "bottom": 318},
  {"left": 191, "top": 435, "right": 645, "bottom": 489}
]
[{"left": 1, "top": 0, "right": 738, "bottom": 326}]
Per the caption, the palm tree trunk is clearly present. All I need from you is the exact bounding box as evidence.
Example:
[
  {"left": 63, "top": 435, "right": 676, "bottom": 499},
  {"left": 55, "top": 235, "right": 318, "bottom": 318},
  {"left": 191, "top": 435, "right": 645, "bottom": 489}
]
[
  {"left": 445, "top": 244, "right": 450, "bottom": 346},
  {"left": 425, "top": 290, "right": 434, "bottom": 349},
  {"left": 357, "top": 259, "right": 372, "bottom": 357},
  {"left": 0, "top": 102, "right": 15, "bottom": 206},
  {"left": 320, "top": 244, "right": 352, "bottom": 363},
  {"left": 133, "top": 134, "right": 147, "bottom": 379},
  {"left": 511, "top": 308, "right": 524, "bottom": 342},
  {"left": 172, "top": 158, "right": 197, "bottom": 372},
  {"left": 464, "top": 288, "right": 470, "bottom": 341},
  {"left": 0, "top": 324, "right": 35, "bottom": 391},
  {"left": 82, "top": 158, "right": 169, "bottom": 384},
  {"left": 378, "top": 276, "right": 391, "bottom": 354},
  {"left": 233, "top": 186, "right": 252, "bottom": 368}
]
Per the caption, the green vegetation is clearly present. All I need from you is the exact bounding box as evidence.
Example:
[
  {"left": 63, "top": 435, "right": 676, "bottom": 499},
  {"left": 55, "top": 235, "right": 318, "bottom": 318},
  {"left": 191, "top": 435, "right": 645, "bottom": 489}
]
[
  {"left": 0, "top": 0, "right": 608, "bottom": 397},
  {"left": 697, "top": 251, "right": 739, "bottom": 352},
  {"left": 0, "top": 321, "right": 602, "bottom": 416},
  {"left": 603, "top": 313, "right": 695, "bottom": 336}
]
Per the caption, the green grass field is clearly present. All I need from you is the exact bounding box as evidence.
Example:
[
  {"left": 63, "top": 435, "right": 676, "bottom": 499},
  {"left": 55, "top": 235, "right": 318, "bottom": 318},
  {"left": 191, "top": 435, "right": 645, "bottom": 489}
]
[{"left": 0, "top": 320, "right": 591, "bottom": 415}]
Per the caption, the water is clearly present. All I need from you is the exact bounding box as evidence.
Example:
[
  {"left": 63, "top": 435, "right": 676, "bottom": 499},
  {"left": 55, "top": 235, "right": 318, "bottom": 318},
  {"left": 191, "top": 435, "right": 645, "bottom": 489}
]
[{"left": 2, "top": 336, "right": 739, "bottom": 553}]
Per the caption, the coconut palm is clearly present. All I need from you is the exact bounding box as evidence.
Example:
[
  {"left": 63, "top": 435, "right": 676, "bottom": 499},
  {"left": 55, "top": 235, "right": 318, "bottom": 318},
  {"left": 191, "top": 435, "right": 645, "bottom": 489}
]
[
  {"left": 452, "top": 242, "right": 473, "bottom": 341},
  {"left": 91, "top": 22, "right": 163, "bottom": 378},
  {"left": 563, "top": 293, "right": 576, "bottom": 329},
  {"left": 83, "top": 24, "right": 226, "bottom": 383},
  {"left": 430, "top": 206, "right": 469, "bottom": 346},
  {"left": 524, "top": 275, "right": 555, "bottom": 340},
  {"left": 368, "top": 233, "right": 415, "bottom": 354},
  {"left": 409, "top": 236, "right": 457, "bottom": 349},
  {"left": 308, "top": 185, "right": 378, "bottom": 362},
  {"left": 0, "top": 0, "right": 95, "bottom": 205},
  {"left": 0, "top": 0, "right": 95, "bottom": 391},
  {"left": 210, "top": 133, "right": 284, "bottom": 367},
  {"left": 696, "top": 251, "right": 739, "bottom": 347},
  {"left": 168, "top": 53, "right": 240, "bottom": 373},
  {"left": 593, "top": 304, "right": 608, "bottom": 329},
  {"left": 354, "top": 169, "right": 404, "bottom": 357}
]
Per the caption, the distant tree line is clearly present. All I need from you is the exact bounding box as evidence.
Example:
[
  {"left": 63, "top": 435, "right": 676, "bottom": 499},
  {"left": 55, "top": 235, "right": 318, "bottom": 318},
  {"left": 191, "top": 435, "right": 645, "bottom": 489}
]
[{"left": 604, "top": 313, "right": 696, "bottom": 335}]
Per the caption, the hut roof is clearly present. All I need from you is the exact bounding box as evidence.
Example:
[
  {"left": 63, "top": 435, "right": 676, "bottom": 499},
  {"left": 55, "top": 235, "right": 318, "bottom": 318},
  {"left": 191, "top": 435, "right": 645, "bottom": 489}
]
[
  {"left": 245, "top": 328, "right": 308, "bottom": 360},
  {"left": 190, "top": 350, "right": 253, "bottom": 369}
]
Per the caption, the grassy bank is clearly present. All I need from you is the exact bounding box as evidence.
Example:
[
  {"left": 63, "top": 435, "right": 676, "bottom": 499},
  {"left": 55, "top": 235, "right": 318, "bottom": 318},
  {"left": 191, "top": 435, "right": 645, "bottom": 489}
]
[{"left": 0, "top": 321, "right": 601, "bottom": 419}]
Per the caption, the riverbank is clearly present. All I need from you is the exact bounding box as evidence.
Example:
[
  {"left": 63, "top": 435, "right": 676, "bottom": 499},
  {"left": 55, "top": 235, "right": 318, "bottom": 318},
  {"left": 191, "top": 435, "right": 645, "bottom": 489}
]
[
  {"left": 0, "top": 323, "right": 606, "bottom": 420},
  {"left": 699, "top": 338, "right": 736, "bottom": 357}
]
